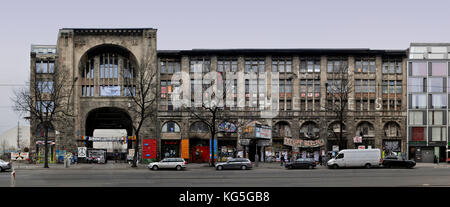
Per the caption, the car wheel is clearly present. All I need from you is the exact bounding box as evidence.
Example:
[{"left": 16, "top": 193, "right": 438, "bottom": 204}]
[
  {"left": 241, "top": 165, "right": 247, "bottom": 170},
  {"left": 176, "top": 165, "right": 182, "bottom": 171},
  {"left": 0, "top": 167, "right": 3, "bottom": 172},
  {"left": 288, "top": 165, "right": 293, "bottom": 169},
  {"left": 152, "top": 165, "right": 159, "bottom": 171},
  {"left": 365, "top": 163, "right": 371, "bottom": 169},
  {"left": 332, "top": 164, "right": 339, "bottom": 169},
  {"left": 309, "top": 165, "right": 314, "bottom": 169},
  {"left": 217, "top": 165, "right": 223, "bottom": 171}
]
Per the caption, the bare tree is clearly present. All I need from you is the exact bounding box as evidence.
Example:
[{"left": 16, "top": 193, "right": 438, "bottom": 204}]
[
  {"left": 124, "top": 52, "right": 158, "bottom": 168},
  {"left": 325, "top": 61, "right": 352, "bottom": 151},
  {"left": 12, "top": 66, "right": 76, "bottom": 168},
  {"left": 187, "top": 71, "right": 243, "bottom": 166}
]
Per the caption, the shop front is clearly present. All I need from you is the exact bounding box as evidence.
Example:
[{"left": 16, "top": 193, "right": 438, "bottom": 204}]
[
  {"left": 217, "top": 139, "right": 237, "bottom": 162},
  {"left": 161, "top": 140, "right": 180, "bottom": 158},
  {"left": 189, "top": 138, "right": 210, "bottom": 163},
  {"left": 382, "top": 139, "right": 402, "bottom": 157},
  {"left": 353, "top": 136, "right": 375, "bottom": 150},
  {"left": 284, "top": 137, "right": 325, "bottom": 162},
  {"left": 267, "top": 138, "right": 292, "bottom": 162},
  {"left": 36, "top": 140, "right": 56, "bottom": 164}
]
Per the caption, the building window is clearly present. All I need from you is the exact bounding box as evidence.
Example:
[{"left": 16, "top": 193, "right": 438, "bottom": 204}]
[
  {"left": 272, "top": 57, "right": 292, "bottom": 73},
  {"left": 355, "top": 58, "right": 375, "bottom": 73},
  {"left": 327, "top": 60, "right": 348, "bottom": 73},
  {"left": 430, "top": 94, "right": 446, "bottom": 109},
  {"left": 428, "top": 111, "right": 445, "bottom": 125},
  {"left": 411, "top": 127, "right": 425, "bottom": 141},
  {"left": 162, "top": 122, "right": 181, "bottom": 133},
  {"left": 245, "top": 58, "right": 265, "bottom": 73},
  {"left": 430, "top": 62, "right": 447, "bottom": 76},
  {"left": 382, "top": 59, "right": 402, "bottom": 74},
  {"left": 428, "top": 77, "right": 445, "bottom": 93},
  {"left": 36, "top": 61, "right": 55, "bottom": 74},
  {"left": 410, "top": 94, "right": 427, "bottom": 109},
  {"left": 409, "top": 62, "right": 427, "bottom": 76},
  {"left": 409, "top": 111, "right": 424, "bottom": 125},
  {"left": 190, "top": 58, "right": 210, "bottom": 73},
  {"left": 408, "top": 77, "right": 426, "bottom": 93},
  {"left": 218, "top": 57, "right": 238, "bottom": 73},
  {"left": 36, "top": 80, "right": 54, "bottom": 93},
  {"left": 299, "top": 58, "right": 320, "bottom": 73},
  {"left": 161, "top": 80, "right": 180, "bottom": 111},
  {"left": 160, "top": 59, "right": 181, "bottom": 74},
  {"left": 430, "top": 127, "right": 446, "bottom": 142}
]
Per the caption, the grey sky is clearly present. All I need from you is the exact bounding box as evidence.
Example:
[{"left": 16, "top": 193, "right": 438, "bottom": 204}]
[{"left": 0, "top": 0, "right": 449, "bottom": 134}]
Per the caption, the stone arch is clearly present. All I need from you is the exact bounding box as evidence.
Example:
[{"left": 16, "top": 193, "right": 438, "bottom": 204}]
[
  {"left": 383, "top": 121, "right": 401, "bottom": 137},
  {"left": 356, "top": 121, "right": 375, "bottom": 137},
  {"left": 161, "top": 121, "right": 181, "bottom": 133},
  {"left": 272, "top": 121, "right": 292, "bottom": 138},
  {"left": 78, "top": 44, "right": 139, "bottom": 97},
  {"left": 85, "top": 107, "right": 133, "bottom": 137},
  {"left": 299, "top": 121, "right": 320, "bottom": 139}
]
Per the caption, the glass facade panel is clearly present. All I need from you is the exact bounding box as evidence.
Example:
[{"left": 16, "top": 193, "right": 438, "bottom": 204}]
[
  {"left": 411, "top": 62, "right": 427, "bottom": 76},
  {"left": 428, "top": 77, "right": 444, "bottom": 92},
  {"left": 409, "top": 111, "right": 424, "bottom": 125},
  {"left": 431, "top": 62, "right": 447, "bottom": 76},
  {"left": 411, "top": 94, "right": 427, "bottom": 109}
]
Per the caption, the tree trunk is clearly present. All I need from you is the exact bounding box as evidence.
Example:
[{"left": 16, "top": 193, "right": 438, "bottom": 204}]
[
  {"left": 44, "top": 124, "right": 49, "bottom": 168},
  {"left": 132, "top": 132, "right": 139, "bottom": 168}
]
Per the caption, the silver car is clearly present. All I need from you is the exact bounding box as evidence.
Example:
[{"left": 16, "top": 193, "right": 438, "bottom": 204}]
[
  {"left": 0, "top": 159, "right": 11, "bottom": 172},
  {"left": 148, "top": 158, "right": 186, "bottom": 171},
  {"left": 215, "top": 158, "right": 252, "bottom": 170}
]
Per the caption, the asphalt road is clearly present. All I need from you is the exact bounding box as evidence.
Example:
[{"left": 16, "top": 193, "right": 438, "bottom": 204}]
[{"left": 1, "top": 166, "right": 450, "bottom": 187}]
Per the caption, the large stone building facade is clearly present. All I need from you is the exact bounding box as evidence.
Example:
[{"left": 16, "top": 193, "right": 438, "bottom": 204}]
[{"left": 29, "top": 28, "right": 408, "bottom": 163}]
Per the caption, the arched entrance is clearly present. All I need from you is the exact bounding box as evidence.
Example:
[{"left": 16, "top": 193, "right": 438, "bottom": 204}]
[{"left": 85, "top": 107, "right": 133, "bottom": 162}]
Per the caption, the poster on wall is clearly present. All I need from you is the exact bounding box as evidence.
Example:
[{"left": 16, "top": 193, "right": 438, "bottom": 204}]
[
  {"left": 181, "top": 139, "right": 189, "bottom": 160},
  {"left": 11, "top": 152, "right": 29, "bottom": 160},
  {"left": 210, "top": 139, "right": 217, "bottom": 161},
  {"left": 332, "top": 145, "right": 339, "bottom": 152},
  {"left": 78, "top": 147, "right": 87, "bottom": 158},
  {"left": 142, "top": 139, "right": 157, "bottom": 159}
]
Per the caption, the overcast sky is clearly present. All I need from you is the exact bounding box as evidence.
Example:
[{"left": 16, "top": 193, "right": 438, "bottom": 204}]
[{"left": 0, "top": 0, "right": 449, "bottom": 135}]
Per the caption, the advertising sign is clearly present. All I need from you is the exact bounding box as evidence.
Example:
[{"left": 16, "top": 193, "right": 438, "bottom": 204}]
[
  {"left": 284, "top": 138, "right": 325, "bottom": 148},
  {"left": 181, "top": 139, "right": 190, "bottom": 160},
  {"left": 78, "top": 147, "right": 87, "bottom": 158},
  {"left": 358, "top": 145, "right": 366, "bottom": 150},
  {"left": 239, "top": 139, "right": 250, "bottom": 146},
  {"left": 209, "top": 139, "right": 217, "bottom": 161},
  {"left": 142, "top": 139, "right": 157, "bottom": 159},
  {"left": 332, "top": 145, "right": 339, "bottom": 152},
  {"left": 353, "top": 136, "right": 362, "bottom": 143},
  {"left": 11, "top": 152, "right": 29, "bottom": 160}
]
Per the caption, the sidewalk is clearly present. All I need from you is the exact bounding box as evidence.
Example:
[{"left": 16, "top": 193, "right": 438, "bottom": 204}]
[{"left": 11, "top": 162, "right": 148, "bottom": 170}]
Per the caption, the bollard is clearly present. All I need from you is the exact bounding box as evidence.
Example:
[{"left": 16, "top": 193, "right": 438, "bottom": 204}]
[{"left": 10, "top": 168, "right": 16, "bottom": 187}]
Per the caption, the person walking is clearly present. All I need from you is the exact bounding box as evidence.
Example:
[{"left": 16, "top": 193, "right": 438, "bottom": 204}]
[{"left": 280, "top": 154, "right": 285, "bottom": 166}]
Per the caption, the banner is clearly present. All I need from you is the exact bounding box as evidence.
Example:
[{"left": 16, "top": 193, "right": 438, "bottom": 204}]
[
  {"left": 210, "top": 139, "right": 217, "bottom": 161},
  {"left": 78, "top": 147, "right": 87, "bottom": 158},
  {"left": 284, "top": 138, "right": 325, "bottom": 148},
  {"left": 11, "top": 152, "right": 29, "bottom": 160},
  {"left": 353, "top": 136, "right": 362, "bottom": 143},
  {"left": 181, "top": 139, "right": 190, "bottom": 160}
]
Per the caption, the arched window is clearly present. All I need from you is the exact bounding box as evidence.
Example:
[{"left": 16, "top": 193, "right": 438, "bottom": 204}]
[
  {"left": 162, "top": 122, "right": 180, "bottom": 133},
  {"left": 190, "top": 122, "right": 210, "bottom": 133},
  {"left": 273, "top": 122, "right": 291, "bottom": 138},
  {"left": 300, "top": 121, "right": 320, "bottom": 139},
  {"left": 36, "top": 123, "right": 55, "bottom": 138},
  {"left": 356, "top": 121, "right": 375, "bottom": 137},
  {"left": 384, "top": 122, "right": 400, "bottom": 137},
  {"left": 80, "top": 46, "right": 137, "bottom": 97}
]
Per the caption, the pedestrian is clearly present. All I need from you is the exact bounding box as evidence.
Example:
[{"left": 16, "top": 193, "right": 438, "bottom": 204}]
[
  {"left": 255, "top": 154, "right": 259, "bottom": 167},
  {"left": 319, "top": 155, "right": 323, "bottom": 166},
  {"left": 280, "top": 154, "right": 285, "bottom": 166}
]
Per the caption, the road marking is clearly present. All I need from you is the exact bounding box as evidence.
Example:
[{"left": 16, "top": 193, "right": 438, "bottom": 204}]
[{"left": 422, "top": 184, "right": 430, "bottom": 186}]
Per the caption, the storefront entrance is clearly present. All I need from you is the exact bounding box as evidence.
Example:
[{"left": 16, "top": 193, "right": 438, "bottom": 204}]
[
  {"left": 84, "top": 107, "right": 133, "bottom": 162},
  {"left": 217, "top": 139, "right": 237, "bottom": 162},
  {"left": 189, "top": 138, "right": 210, "bottom": 163},
  {"left": 161, "top": 140, "right": 180, "bottom": 159}
]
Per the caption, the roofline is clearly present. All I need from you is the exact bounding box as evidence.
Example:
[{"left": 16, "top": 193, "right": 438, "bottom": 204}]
[{"left": 157, "top": 48, "right": 407, "bottom": 56}]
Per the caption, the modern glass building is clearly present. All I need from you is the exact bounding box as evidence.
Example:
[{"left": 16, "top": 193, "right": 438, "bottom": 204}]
[{"left": 407, "top": 43, "right": 450, "bottom": 163}]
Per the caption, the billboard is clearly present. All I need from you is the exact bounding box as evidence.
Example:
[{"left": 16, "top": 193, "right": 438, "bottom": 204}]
[{"left": 11, "top": 152, "right": 29, "bottom": 160}]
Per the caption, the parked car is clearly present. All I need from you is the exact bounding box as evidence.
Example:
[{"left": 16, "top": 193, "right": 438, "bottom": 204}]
[
  {"left": 328, "top": 149, "right": 381, "bottom": 169},
  {"left": 215, "top": 158, "right": 252, "bottom": 170},
  {"left": 285, "top": 158, "right": 316, "bottom": 169},
  {"left": 382, "top": 155, "right": 416, "bottom": 168},
  {"left": 0, "top": 159, "right": 11, "bottom": 172},
  {"left": 148, "top": 158, "right": 186, "bottom": 171}
]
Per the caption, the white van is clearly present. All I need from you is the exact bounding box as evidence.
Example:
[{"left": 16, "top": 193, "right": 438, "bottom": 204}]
[{"left": 327, "top": 149, "right": 381, "bottom": 169}]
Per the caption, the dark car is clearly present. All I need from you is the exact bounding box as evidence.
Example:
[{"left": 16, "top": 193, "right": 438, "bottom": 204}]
[
  {"left": 215, "top": 158, "right": 252, "bottom": 170},
  {"left": 285, "top": 158, "right": 316, "bottom": 169},
  {"left": 382, "top": 155, "right": 416, "bottom": 168}
]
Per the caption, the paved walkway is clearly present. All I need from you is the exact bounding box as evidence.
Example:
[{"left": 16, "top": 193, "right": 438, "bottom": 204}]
[{"left": 8, "top": 161, "right": 449, "bottom": 170}]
